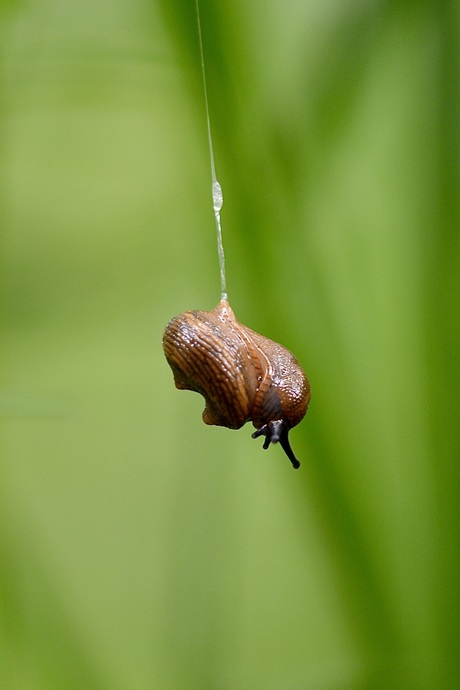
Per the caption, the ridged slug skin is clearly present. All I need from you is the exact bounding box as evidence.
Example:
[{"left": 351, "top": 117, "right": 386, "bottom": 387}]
[{"left": 163, "top": 299, "right": 311, "bottom": 468}]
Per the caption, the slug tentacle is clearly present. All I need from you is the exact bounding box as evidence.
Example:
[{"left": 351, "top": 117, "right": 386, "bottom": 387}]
[{"left": 163, "top": 299, "right": 311, "bottom": 469}]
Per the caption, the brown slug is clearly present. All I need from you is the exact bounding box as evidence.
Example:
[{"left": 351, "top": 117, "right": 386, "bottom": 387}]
[{"left": 163, "top": 299, "right": 311, "bottom": 469}]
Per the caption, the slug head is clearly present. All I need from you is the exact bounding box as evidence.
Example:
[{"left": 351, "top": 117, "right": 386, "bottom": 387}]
[{"left": 252, "top": 420, "right": 300, "bottom": 470}]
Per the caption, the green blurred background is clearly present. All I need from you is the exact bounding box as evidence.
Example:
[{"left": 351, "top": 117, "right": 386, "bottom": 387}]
[{"left": 1, "top": 0, "right": 459, "bottom": 688}]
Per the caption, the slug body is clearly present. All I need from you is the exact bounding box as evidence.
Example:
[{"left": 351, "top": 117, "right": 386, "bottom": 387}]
[{"left": 163, "top": 299, "right": 311, "bottom": 468}]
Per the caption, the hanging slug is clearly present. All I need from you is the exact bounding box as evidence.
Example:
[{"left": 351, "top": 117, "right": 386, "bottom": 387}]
[{"left": 163, "top": 299, "right": 311, "bottom": 469}]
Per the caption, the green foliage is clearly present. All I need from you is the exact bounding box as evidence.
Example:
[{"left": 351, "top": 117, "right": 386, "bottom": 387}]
[{"left": 1, "top": 0, "right": 459, "bottom": 688}]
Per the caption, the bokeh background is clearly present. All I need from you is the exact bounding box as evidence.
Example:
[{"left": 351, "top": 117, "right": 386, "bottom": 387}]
[{"left": 1, "top": 0, "right": 459, "bottom": 688}]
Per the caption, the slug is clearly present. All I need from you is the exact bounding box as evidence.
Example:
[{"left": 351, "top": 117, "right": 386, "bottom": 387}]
[{"left": 163, "top": 299, "right": 311, "bottom": 469}]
